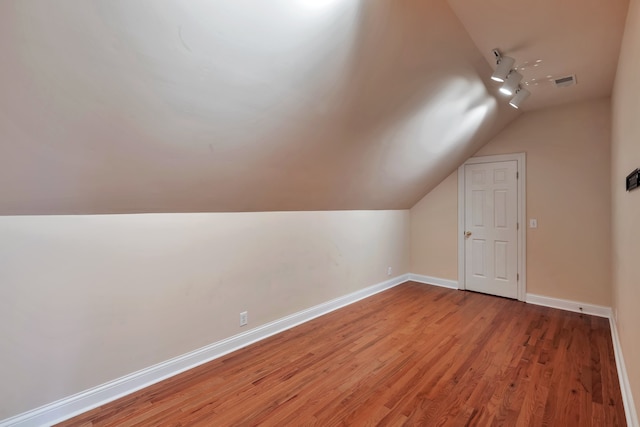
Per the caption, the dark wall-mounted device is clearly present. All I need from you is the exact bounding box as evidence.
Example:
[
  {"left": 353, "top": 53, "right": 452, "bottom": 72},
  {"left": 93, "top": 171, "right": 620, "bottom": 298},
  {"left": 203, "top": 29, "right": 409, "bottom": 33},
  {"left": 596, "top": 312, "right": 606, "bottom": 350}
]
[{"left": 627, "top": 168, "right": 639, "bottom": 192}]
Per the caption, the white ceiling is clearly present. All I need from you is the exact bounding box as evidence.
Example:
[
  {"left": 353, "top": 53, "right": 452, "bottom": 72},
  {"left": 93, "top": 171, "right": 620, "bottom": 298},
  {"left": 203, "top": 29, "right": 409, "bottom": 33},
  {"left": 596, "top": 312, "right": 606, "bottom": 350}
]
[{"left": 0, "top": 0, "right": 629, "bottom": 214}]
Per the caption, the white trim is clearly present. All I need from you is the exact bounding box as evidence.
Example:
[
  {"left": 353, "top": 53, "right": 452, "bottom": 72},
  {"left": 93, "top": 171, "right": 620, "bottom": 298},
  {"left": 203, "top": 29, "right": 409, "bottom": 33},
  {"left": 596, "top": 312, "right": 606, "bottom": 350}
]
[
  {"left": 407, "top": 273, "right": 459, "bottom": 290},
  {"left": 458, "top": 153, "right": 526, "bottom": 301},
  {"left": 457, "top": 166, "right": 465, "bottom": 292},
  {"left": 525, "top": 293, "right": 612, "bottom": 318},
  {"left": 609, "top": 317, "right": 639, "bottom": 427},
  {"left": 0, "top": 274, "right": 410, "bottom": 427}
]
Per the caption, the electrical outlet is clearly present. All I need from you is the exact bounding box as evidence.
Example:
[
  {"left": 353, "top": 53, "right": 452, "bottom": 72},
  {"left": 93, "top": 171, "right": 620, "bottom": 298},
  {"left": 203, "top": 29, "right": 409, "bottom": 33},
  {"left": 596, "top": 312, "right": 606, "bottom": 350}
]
[
  {"left": 387, "top": 266, "right": 393, "bottom": 276},
  {"left": 240, "top": 311, "right": 248, "bottom": 327}
]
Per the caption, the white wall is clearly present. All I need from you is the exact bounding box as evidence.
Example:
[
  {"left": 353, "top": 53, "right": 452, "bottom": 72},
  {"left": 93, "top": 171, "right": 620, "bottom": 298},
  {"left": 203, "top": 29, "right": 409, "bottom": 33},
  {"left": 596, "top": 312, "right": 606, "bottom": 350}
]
[{"left": 0, "top": 210, "right": 410, "bottom": 420}]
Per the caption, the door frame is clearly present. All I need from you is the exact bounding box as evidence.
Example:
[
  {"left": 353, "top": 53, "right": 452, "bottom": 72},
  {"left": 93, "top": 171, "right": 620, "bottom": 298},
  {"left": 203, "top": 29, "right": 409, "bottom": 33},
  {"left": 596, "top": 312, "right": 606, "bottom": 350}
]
[{"left": 457, "top": 153, "right": 527, "bottom": 301}]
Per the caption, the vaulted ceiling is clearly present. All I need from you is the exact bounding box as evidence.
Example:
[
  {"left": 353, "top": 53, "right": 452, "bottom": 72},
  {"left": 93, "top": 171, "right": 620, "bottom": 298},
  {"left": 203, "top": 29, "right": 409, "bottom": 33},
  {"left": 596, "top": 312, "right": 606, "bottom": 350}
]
[{"left": 0, "top": 0, "right": 628, "bottom": 214}]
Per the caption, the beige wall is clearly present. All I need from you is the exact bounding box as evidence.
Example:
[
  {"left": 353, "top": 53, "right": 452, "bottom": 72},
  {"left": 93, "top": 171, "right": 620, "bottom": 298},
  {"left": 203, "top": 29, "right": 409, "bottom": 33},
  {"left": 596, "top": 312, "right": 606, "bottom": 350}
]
[
  {"left": 410, "top": 173, "right": 458, "bottom": 279},
  {"left": 411, "top": 98, "right": 612, "bottom": 306},
  {"left": 612, "top": 0, "right": 640, "bottom": 417},
  {"left": 0, "top": 210, "right": 410, "bottom": 419}
]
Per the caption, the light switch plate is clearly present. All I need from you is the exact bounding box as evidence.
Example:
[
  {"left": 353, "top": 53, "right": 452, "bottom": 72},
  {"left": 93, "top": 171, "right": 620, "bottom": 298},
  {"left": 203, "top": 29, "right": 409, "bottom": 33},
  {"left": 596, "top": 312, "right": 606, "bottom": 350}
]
[{"left": 529, "top": 219, "right": 538, "bottom": 229}]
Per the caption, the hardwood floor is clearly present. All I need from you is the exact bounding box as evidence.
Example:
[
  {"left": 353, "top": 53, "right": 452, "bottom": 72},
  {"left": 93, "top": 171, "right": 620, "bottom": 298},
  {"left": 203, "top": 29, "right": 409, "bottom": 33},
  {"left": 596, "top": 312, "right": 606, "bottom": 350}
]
[{"left": 57, "top": 282, "right": 627, "bottom": 426}]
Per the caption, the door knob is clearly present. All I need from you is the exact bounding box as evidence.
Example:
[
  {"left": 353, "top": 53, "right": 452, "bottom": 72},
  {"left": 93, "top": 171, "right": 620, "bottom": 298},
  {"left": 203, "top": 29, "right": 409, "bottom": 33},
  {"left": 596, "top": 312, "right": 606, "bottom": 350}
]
[{"left": 464, "top": 231, "right": 472, "bottom": 237}]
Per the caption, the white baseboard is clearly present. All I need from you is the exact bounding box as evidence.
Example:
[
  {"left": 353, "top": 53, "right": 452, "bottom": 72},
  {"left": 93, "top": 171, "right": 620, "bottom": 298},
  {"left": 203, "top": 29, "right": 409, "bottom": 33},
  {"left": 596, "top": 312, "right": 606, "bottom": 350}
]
[
  {"left": 407, "top": 273, "right": 459, "bottom": 290},
  {"left": 0, "top": 274, "right": 410, "bottom": 427},
  {"left": 609, "top": 317, "right": 639, "bottom": 427},
  {"left": 525, "top": 293, "right": 612, "bottom": 318}
]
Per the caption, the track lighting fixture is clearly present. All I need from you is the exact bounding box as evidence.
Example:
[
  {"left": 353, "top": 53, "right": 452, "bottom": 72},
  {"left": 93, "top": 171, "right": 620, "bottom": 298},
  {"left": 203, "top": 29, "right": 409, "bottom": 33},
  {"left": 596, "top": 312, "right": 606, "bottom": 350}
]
[
  {"left": 499, "top": 70, "right": 523, "bottom": 96},
  {"left": 491, "top": 50, "right": 515, "bottom": 83},
  {"left": 509, "top": 87, "right": 530, "bottom": 109},
  {"left": 490, "top": 49, "right": 531, "bottom": 109}
]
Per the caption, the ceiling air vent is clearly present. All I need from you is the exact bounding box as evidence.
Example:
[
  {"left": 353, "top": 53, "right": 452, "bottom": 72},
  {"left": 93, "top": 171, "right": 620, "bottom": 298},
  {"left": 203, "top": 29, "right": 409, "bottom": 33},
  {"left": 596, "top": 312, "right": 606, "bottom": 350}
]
[{"left": 553, "top": 75, "right": 577, "bottom": 88}]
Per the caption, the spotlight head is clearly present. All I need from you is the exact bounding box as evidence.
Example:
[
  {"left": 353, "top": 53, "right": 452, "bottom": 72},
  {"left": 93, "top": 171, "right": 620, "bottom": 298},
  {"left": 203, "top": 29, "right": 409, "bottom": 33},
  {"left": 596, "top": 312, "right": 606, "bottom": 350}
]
[
  {"left": 500, "top": 70, "right": 523, "bottom": 95},
  {"left": 509, "top": 87, "right": 531, "bottom": 109},
  {"left": 491, "top": 56, "right": 515, "bottom": 82}
]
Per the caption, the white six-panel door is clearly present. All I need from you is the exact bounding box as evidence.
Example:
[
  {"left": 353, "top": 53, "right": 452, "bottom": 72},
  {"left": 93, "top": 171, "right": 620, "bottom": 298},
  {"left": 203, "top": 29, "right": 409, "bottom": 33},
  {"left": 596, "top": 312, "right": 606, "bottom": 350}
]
[{"left": 464, "top": 160, "right": 518, "bottom": 299}]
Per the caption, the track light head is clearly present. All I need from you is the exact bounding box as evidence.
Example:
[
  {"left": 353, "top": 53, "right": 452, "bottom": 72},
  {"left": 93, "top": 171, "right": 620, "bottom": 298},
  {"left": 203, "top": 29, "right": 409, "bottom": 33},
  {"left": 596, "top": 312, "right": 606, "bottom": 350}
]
[
  {"left": 509, "top": 87, "right": 531, "bottom": 109},
  {"left": 491, "top": 54, "right": 515, "bottom": 82},
  {"left": 499, "top": 70, "right": 523, "bottom": 96}
]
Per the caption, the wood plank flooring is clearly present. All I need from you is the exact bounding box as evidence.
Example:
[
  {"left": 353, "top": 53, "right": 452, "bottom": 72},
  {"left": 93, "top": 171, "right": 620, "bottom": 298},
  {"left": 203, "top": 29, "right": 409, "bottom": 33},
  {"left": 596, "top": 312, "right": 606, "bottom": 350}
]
[{"left": 57, "top": 282, "right": 627, "bottom": 426}]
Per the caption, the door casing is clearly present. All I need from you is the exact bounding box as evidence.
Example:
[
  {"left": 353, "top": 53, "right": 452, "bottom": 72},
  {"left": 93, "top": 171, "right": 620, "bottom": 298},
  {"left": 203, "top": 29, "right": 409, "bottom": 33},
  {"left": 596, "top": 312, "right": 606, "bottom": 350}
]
[{"left": 457, "top": 153, "right": 526, "bottom": 301}]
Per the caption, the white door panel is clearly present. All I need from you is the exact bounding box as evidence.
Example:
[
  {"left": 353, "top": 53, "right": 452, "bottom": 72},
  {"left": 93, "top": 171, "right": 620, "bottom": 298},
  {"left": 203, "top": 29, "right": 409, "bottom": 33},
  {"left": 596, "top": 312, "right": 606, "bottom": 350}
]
[{"left": 464, "top": 160, "right": 518, "bottom": 299}]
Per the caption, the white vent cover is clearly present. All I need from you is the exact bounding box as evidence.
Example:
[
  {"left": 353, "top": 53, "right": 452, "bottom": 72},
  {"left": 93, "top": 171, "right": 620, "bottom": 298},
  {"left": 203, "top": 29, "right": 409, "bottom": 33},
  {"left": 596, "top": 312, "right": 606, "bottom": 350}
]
[{"left": 553, "top": 75, "right": 577, "bottom": 88}]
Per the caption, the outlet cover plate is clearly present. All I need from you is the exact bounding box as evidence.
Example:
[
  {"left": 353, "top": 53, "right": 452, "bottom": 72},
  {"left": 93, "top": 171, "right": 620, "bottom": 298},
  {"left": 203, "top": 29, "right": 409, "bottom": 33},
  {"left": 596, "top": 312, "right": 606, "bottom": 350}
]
[{"left": 240, "top": 311, "right": 248, "bottom": 326}]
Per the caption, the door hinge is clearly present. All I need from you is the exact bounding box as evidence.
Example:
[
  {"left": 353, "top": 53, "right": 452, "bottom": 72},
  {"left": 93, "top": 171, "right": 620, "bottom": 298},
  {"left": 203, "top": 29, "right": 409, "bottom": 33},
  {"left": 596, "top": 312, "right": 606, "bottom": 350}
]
[
  {"left": 517, "top": 222, "right": 519, "bottom": 230},
  {"left": 517, "top": 172, "right": 519, "bottom": 179},
  {"left": 517, "top": 273, "right": 520, "bottom": 281}
]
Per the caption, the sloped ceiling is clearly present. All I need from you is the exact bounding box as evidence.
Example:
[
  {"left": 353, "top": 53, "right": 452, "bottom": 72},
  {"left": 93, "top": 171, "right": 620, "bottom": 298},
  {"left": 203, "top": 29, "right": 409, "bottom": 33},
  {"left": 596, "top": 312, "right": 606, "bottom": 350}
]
[{"left": 0, "top": 0, "right": 624, "bottom": 214}]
